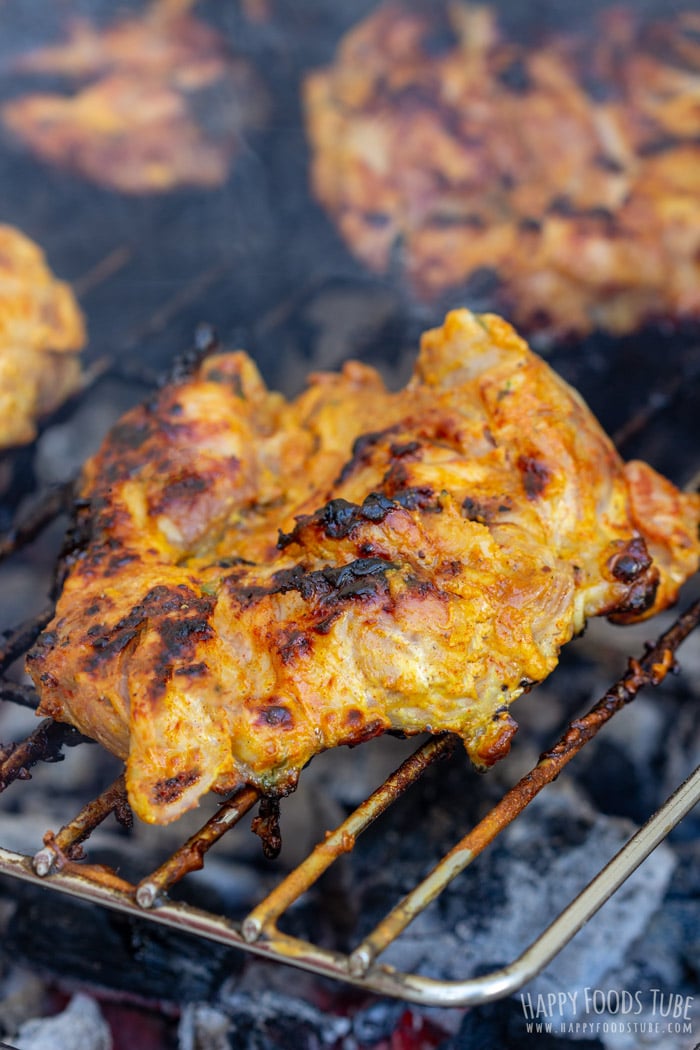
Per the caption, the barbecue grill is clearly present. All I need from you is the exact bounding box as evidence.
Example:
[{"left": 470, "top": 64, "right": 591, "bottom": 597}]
[{"left": 0, "top": 0, "right": 699, "bottom": 1040}]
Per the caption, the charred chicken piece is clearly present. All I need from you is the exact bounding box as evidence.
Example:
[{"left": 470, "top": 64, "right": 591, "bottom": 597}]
[
  {"left": 2, "top": 3, "right": 267, "bottom": 194},
  {"left": 28, "top": 310, "right": 700, "bottom": 824},
  {"left": 0, "top": 225, "right": 85, "bottom": 450},
  {"left": 304, "top": 4, "right": 700, "bottom": 340}
]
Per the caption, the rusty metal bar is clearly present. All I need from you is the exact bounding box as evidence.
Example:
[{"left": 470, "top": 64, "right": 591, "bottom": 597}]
[
  {"left": 73, "top": 245, "right": 132, "bottom": 299},
  {"left": 0, "top": 681, "right": 39, "bottom": 710},
  {"left": 136, "top": 785, "right": 260, "bottom": 908},
  {"left": 0, "top": 483, "right": 73, "bottom": 565},
  {"left": 33, "top": 773, "right": 130, "bottom": 875},
  {"left": 347, "top": 597, "right": 700, "bottom": 974},
  {"left": 241, "top": 734, "right": 456, "bottom": 943},
  {"left": 0, "top": 606, "right": 55, "bottom": 674},
  {"left": 0, "top": 719, "right": 86, "bottom": 793}
]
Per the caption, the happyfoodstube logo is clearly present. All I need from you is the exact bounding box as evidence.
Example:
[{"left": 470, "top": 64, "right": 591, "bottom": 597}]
[{"left": 519, "top": 987, "right": 694, "bottom": 1038}]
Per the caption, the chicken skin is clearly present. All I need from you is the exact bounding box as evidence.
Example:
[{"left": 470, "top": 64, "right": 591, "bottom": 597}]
[{"left": 28, "top": 310, "right": 700, "bottom": 824}]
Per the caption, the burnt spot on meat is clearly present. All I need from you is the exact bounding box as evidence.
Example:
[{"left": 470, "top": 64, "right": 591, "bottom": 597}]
[
  {"left": 31, "top": 630, "right": 57, "bottom": 649},
  {"left": 517, "top": 455, "right": 551, "bottom": 499},
  {"left": 331, "top": 573, "right": 387, "bottom": 601},
  {"left": 278, "top": 629, "right": 313, "bottom": 664},
  {"left": 608, "top": 536, "right": 653, "bottom": 582},
  {"left": 224, "top": 577, "right": 273, "bottom": 608},
  {"left": 498, "top": 56, "right": 532, "bottom": 92},
  {"left": 150, "top": 615, "right": 215, "bottom": 697},
  {"left": 59, "top": 504, "right": 96, "bottom": 564},
  {"left": 462, "top": 495, "right": 512, "bottom": 524},
  {"left": 389, "top": 440, "right": 421, "bottom": 459},
  {"left": 343, "top": 718, "right": 387, "bottom": 747},
  {"left": 273, "top": 557, "right": 397, "bottom": 604},
  {"left": 148, "top": 471, "right": 211, "bottom": 515},
  {"left": 360, "top": 492, "right": 398, "bottom": 521},
  {"left": 278, "top": 491, "right": 396, "bottom": 547},
  {"left": 173, "top": 662, "right": 208, "bottom": 677},
  {"left": 85, "top": 587, "right": 214, "bottom": 677},
  {"left": 320, "top": 497, "right": 379, "bottom": 538},
  {"left": 86, "top": 626, "right": 140, "bottom": 666},
  {"left": 251, "top": 796, "right": 282, "bottom": 859},
  {"left": 108, "top": 419, "right": 154, "bottom": 451},
  {"left": 393, "top": 486, "right": 440, "bottom": 511},
  {"left": 404, "top": 574, "right": 451, "bottom": 601},
  {"left": 334, "top": 425, "right": 402, "bottom": 485},
  {"left": 609, "top": 567, "right": 661, "bottom": 620},
  {"left": 382, "top": 456, "right": 442, "bottom": 510},
  {"left": 103, "top": 552, "right": 140, "bottom": 578},
  {"left": 226, "top": 558, "right": 397, "bottom": 610},
  {"left": 345, "top": 708, "right": 363, "bottom": 725},
  {"left": 258, "top": 703, "right": 294, "bottom": 728},
  {"left": 279, "top": 481, "right": 442, "bottom": 550},
  {"left": 475, "top": 713, "right": 519, "bottom": 766},
  {"left": 313, "top": 611, "right": 341, "bottom": 635},
  {"left": 152, "top": 769, "right": 200, "bottom": 805},
  {"left": 382, "top": 457, "right": 409, "bottom": 491}
]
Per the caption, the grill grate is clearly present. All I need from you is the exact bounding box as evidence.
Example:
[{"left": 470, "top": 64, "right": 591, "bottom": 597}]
[{"left": 0, "top": 581, "right": 699, "bottom": 1005}]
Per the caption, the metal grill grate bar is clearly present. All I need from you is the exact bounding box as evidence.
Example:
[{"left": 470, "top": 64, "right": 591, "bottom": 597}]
[
  {"left": 241, "top": 734, "right": 456, "bottom": 944},
  {"left": 0, "top": 760, "right": 697, "bottom": 1007},
  {"left": 136, "top": 784, "right": 260, "bottom": 908},
  {"left": 34, "top": 774, "right": 130, "bottom": 875}
]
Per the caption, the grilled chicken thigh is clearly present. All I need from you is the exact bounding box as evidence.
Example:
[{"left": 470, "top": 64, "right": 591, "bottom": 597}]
[
  {"left": 3, "top": 3, "right": 267, "bottom": 193},
  {"left": 29, "top": 310, "right": 700, "bottom": 823},
  {"left": 304, "top": 4, "right": 700, "bottom": 339}
]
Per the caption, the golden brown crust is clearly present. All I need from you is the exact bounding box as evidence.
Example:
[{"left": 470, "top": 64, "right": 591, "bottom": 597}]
[
  {"left": 2, "top": 5, "right": 268, "bottom": 194},
  {"left": 27, "top": 310, "right": 700, "bottom": 823},
  {"left": 304, "top": 4, "right": 700, "bottom": 339},
  {"left": 0, "top": 225, "right": 85, "bottom": 449}
]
